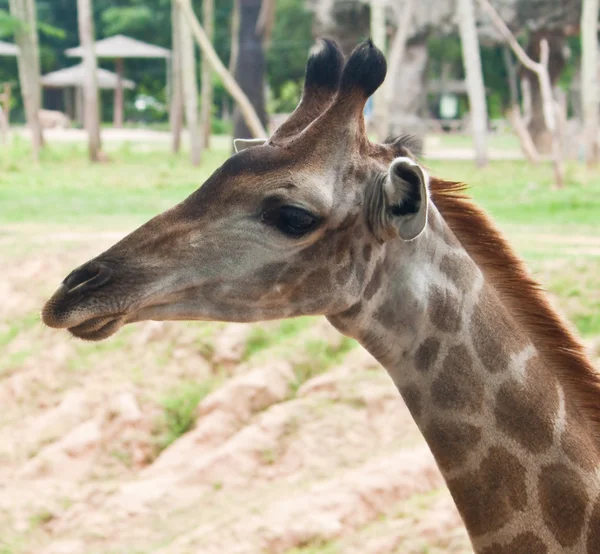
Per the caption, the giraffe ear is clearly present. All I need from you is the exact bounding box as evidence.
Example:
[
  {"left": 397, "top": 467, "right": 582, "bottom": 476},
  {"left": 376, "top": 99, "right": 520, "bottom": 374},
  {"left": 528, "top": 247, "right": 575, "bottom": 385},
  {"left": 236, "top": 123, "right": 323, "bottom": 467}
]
[
  {"left": 367, "top": 157, "right": 429, "bottom": 242},
  {"left": 233, "top": 138, "right": 268, "bottom": 153},
  {"left": 385, "top": 158, "right": 429, "bottom": 241}
]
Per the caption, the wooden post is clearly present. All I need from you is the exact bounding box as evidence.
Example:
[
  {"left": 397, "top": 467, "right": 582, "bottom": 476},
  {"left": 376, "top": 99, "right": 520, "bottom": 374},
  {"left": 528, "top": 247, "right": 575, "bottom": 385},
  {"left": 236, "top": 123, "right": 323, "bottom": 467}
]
[{"left": 114, "top": 57, "right": 124, "bottom": 128}]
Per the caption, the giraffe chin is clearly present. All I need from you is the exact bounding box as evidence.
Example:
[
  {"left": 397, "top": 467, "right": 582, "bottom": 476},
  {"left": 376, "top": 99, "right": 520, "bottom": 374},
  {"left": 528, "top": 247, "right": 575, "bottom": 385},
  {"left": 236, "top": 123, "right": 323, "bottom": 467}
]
[{"left": 68, "top": 315, "right": 125, "bottom": 341}]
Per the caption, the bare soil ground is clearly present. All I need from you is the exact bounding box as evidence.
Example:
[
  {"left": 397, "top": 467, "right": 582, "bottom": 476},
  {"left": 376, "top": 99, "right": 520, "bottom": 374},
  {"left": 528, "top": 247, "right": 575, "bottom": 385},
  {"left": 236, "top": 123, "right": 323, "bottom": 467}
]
[
  {"left": 1, "top": 221, "right": 598, "bottom": 554},
  {"left": 0, "top": 227, "right": 474, "bottom": 554}
]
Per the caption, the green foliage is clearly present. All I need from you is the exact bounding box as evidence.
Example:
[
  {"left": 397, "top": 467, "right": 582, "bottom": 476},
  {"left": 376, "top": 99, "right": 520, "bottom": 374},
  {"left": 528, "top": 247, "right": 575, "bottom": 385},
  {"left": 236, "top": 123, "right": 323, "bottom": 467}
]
[
  {"left": 266, "top": 0, "right": 313, "bottom": 101},
  {"left": 101, "top": 5, "right": 153, "bottom": 36},
  {"left": 0, "top": 9, "right": 23, "bottom": 37},
  {"left": 37, "top": 20, "right": 66, "bottom": 40},
  {"left": 153, "top": 379, "right": 217, "bottom": 452},
  {"left": 269, "top": 80, "right": 302, "bottom": 114}
]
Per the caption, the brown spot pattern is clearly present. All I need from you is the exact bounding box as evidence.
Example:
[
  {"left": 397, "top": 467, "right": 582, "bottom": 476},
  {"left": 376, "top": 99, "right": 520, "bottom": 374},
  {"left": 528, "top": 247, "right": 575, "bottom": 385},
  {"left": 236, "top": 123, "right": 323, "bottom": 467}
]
[
  {"left": 363, "top": 260, "right": 384, "bottom": 301},
  {"left": 335, "top": 260, "right": 354, "bottom": 286},
  {"left": 448, "top": 446, "right": 527, "bottom": 537},
  {"left": 481, "top": 532, "right": 548, "bottom": 554},
  {"left": 538, "top": 463, "right": 588, "bottom": 547},
  {"left": 362, "top": 243, "right": 372, "bottom": 263},
  {"left": 431, "top": 344, "right": 483, "bottom": 414},
  {"left": 471, "top": 284, "right": 527, "bottom": 373},
  {"left": 414, "top": 337, "right": 440, "bottom": 373},
  {"left": 586, "top": 497, "right": 600, "bottom": 554},
  {"left": 439, "top": 254, "right": 476, "bottom": 292},
  {"left": 401, "top": 384, "right": 422, "bottom": 419},
  {"left": 429, "top": 286, "right": 462, "bottom": 333},
  {"left": 495, "top": 371, "right": 557, "bottom": 454},
  {"left": 424, "top": 420, "right": 481, "bottom": 471},
  {"left": 561, "top": 401, "right": 598, "bottom": 471}
]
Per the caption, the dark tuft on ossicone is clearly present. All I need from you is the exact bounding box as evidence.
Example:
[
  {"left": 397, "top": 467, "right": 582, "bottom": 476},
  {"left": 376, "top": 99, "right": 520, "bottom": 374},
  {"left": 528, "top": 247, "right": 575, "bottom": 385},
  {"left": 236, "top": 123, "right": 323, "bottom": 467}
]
[
  {"left": 305, "top": 38, "right": 344, "bottom": 91},
  {"left": 339, "top": 39, "right": 387, "bottom": 97}
]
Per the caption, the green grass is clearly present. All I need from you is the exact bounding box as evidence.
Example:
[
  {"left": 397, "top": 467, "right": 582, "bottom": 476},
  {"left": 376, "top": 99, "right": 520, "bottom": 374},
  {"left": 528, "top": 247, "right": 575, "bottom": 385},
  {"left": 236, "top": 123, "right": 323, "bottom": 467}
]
[
  {"left": 0, "top": 138, "right": 228, "bottom": 227},
  {"left": 243, "top": 318, "right": 314, "bottom": 361},
  {"left": 152, "top": 379, "right": 219, "bottom": 454},
  {"left": 1, "top": 140, "right": 599, "bottom": 342},
  {"left": 291, "top": 336, "right": 357, "bottom": 392},
  {"left": 428, "top": 159, "right": 600, "bottom": 229}
]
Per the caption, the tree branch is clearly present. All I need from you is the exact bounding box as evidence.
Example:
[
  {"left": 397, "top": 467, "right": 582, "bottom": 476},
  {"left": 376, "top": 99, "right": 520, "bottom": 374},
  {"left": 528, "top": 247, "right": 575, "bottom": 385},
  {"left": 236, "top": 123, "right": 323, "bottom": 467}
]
[
  {"left": 177, "top": 0, "right": 267, "bottom": 138},
  {"left": 475, "top": 0, "right": 540, "bottom": 73}
]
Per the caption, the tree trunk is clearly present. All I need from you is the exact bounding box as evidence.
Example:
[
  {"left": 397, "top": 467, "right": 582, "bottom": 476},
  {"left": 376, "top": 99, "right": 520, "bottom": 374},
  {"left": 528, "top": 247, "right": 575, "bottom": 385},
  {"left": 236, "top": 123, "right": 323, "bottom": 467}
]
[
  {"left": 502, "top": 46, "right": 518, "bottom": 107},
  {"left": 177, "top": 0, "right": 267, "bottom": 138},
  {"left": 477, "top": 0, "right": 564, "bottom": 187},
  {"left": 521, "top": 31, "right": 566, "bottom": 154},
  {"left": 233, "top": 0, "right": 267, "bottom": 142},
  {"left": 388, "top": 42, "right": 428, "bottom": 139},
  {"left": 180, "top": 4, "right": 202, "bottom": 166},
  {"left": 200, "top": 0, "right": 214, "bottom": 149},
  {"left": 506, "top": 105, "right": 540, "bottom": 163},
  {"left": 229, "top": 0, "right": 240, "bottom": 74},
  {"left": 77, "top": 0, "right": 102, "bottom": 161},
  {"left": 581, "top": 0, "right": 599, "bottom": 165},
  {"left": 0, "top": 84, "right": 10, "bottom": 144},
  {"left": 386, "top": 0, "right": 415, "bottom": 121},
  {"left": 170, "top": 0, "right": 184, "bottom": 153},
  {"left": 458, "top": 0, "right": 488, "bottom": 167},
  {"left": 9, "top": 0, "right": 44, "bottom": 161},
  {"left": 113, "top": 57, "right": 124, "bottom": 128},
  {"left": 370, "top": 0, "right": 387, "bottom": 140}
]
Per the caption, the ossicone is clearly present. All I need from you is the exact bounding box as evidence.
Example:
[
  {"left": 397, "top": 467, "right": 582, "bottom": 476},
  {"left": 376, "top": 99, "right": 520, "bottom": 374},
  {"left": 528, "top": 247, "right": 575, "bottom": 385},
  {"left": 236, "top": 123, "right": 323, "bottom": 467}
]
[
  {"left": 304, "top": 38, "right": 345, "bottom": 92},
  {"left": 339, "top": 39, "right": 387, "bottom": 98},
  {"left": 269, "top": 38, "right": 344, "bottom": 145}
]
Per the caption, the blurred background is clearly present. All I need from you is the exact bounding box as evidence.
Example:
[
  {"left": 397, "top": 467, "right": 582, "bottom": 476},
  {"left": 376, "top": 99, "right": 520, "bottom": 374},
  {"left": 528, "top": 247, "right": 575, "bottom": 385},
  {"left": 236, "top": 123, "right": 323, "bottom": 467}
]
[{"left": 0, "top": 0, "right": 599, "bottom": 553}]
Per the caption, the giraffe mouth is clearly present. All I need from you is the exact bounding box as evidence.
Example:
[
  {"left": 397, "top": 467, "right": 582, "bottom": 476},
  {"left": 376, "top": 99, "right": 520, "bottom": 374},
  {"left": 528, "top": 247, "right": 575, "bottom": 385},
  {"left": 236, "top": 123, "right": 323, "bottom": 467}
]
[{"left": 67, "top": 314, "right": 126, "bottom": 341}]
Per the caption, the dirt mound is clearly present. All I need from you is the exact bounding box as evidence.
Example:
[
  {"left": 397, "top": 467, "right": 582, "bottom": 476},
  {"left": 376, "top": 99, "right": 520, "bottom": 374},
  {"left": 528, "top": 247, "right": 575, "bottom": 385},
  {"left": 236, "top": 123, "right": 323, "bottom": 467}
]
[{"left": 1, "top": 240, "right": 472, "bottom": 554}]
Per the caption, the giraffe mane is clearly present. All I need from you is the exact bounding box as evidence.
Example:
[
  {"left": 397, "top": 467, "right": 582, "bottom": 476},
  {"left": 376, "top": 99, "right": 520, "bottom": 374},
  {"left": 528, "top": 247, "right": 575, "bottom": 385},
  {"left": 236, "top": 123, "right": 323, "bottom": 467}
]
[{"left": 430, "top": 177, "right": 600, "bottom": 446}]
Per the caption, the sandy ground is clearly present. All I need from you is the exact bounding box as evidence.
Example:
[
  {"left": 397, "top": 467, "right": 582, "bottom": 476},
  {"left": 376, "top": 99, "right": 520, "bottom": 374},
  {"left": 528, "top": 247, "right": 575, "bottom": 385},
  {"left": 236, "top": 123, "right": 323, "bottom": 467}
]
[{"left": 0, "top": 226, "right": 474, "bottom": 554}]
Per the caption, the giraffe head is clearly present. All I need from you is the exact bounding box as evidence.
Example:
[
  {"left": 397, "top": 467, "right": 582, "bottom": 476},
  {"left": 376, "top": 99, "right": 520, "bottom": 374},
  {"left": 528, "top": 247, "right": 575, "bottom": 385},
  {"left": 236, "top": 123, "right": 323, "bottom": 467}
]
[{"left": 42, "top": 39, "right": 429, "bottom": 341}]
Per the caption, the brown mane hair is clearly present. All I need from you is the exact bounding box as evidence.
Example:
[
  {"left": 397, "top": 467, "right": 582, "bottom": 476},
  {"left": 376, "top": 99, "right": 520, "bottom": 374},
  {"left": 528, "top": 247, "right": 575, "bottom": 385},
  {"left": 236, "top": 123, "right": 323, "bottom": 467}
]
[{"left": 429, "top": 177, "right": 600, "bottom": 445}]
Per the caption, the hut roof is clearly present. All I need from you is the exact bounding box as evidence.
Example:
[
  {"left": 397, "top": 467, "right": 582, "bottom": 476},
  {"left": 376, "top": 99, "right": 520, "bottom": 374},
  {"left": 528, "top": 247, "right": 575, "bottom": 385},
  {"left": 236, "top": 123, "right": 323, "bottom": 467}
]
[
  {"left": 0, "top": 41, "right": 19, "bottom": 56},
  {"left": 40, "top": 64, "right": 136, "bottom": 89},
  {"left": 65, "top": 35, "right": 170, "bottom": 59}
]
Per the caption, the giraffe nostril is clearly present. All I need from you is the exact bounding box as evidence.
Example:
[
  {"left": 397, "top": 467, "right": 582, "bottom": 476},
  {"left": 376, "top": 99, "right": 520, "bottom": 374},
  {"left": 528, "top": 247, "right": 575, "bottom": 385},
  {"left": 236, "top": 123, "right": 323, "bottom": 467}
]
[{"left": 63, "top": 262, "right": 113, "bottom": 293}]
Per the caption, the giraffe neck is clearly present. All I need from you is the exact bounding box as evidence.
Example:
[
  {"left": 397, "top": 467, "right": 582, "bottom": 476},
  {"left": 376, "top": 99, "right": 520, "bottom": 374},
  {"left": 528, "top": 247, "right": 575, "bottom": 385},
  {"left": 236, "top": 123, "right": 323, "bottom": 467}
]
[{"left": 329, "top": 208, "right": 600, "bottom": 553}]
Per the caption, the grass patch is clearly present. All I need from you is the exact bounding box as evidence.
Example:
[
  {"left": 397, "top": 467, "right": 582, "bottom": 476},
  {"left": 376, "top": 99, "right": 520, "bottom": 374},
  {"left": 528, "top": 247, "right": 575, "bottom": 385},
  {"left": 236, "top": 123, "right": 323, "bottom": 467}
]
[
  {"left": 291, "top": 336, "right": 357, "bottom": 392},
  {"left": 152, "top": 379, "right": 219, "bottom": 453},
  {"left": 0, "top": 138, "right": 229, "bottom": 227},
  {"left": 242, "top": 318, "right": 314, "bottom": 361},
  {"left": 427, "top": 160, "right": 600, "bottom": 229},
  {"left": 284, "top": 540, "right": 340, "bottom": 554}
]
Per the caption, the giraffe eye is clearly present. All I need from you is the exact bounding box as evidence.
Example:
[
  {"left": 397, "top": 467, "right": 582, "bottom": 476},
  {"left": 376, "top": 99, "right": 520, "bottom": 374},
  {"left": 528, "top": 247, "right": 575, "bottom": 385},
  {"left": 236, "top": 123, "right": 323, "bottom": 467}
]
[{"left": 263, "top": 205, "right": 320, "bottom": 237}]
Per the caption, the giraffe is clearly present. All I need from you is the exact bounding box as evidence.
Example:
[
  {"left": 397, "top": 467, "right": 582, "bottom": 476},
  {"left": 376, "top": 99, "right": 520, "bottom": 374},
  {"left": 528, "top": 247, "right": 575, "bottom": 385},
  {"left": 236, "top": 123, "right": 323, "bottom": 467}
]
[{"left": 42, "top": 39, "right": 600, "bottom": 553}]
